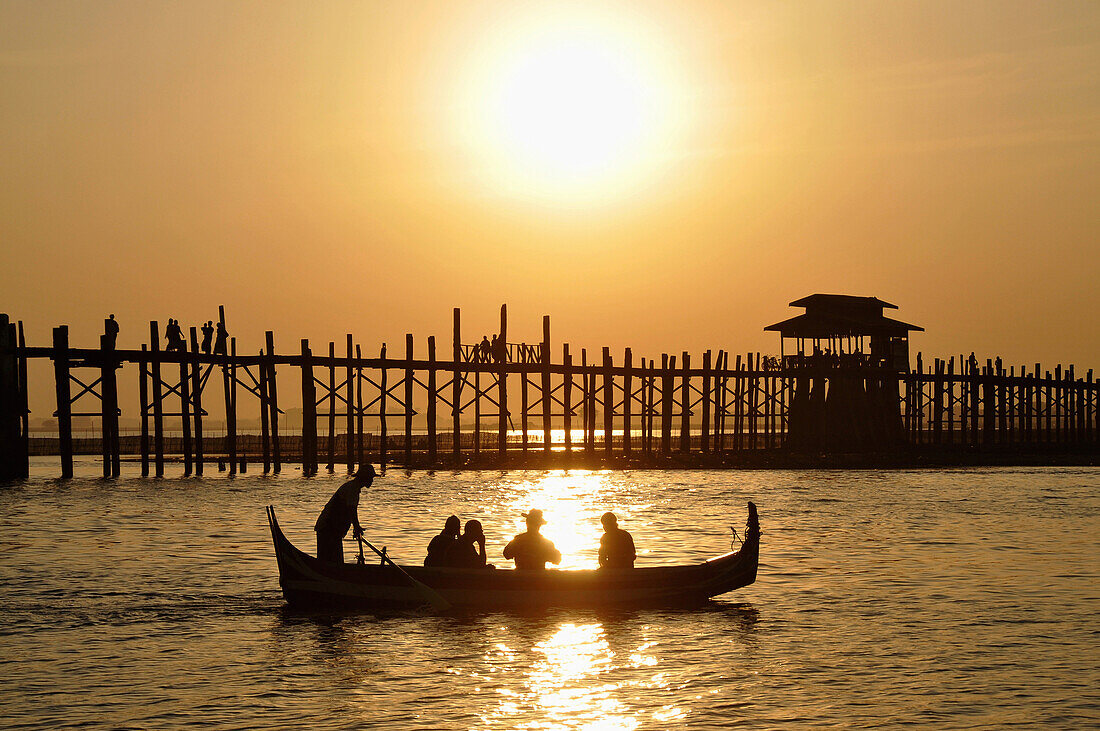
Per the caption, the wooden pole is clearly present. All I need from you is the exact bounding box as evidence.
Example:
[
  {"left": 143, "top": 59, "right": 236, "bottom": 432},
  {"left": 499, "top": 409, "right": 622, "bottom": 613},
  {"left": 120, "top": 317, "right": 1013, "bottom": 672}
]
[
  {"left": 259, "top": 348, "right": 270, "bottom": 474},
  {"left": 266, "top": 331, "right": 281, "bottom": 474},
  {"left": 427, "top": 335, "right": 438, "bottom": 464},
  {"left": 379, "top": 343, "right": 388, "bottom": 471},
  {"left": 99, "top": 332, "right": 119, "bottom": 478},
  {"left": 521, "top": 347, "right": 529, "bottom": 452},
  {"left": 227, "top": 338, "right": 238, "bottom": 475},
  {"left": 17, "top": 321, "right": 30, "bottom": 478},
  {"left": 660, "top": 354, "right": 673, "bottom": 455},
  {"left": 355, "top": 344, "right": 364, "bottom": 466},
  {"left": 541, "top": 315, "right": 552, "bottom": 454},
  {"left": 328, "top": 341, "right": 336, "bottom": 471},
  {"left": 582, "top": 349, "right": 593, "bottom": 455},
  {"left": 680, "top": 352, "right": 691, "bottom": 453},
  {"left": 498, "top": 305, "right": 508, "bottom": 456},
  {"left": 563, "top": 344, "right": 572, "bottom": 452},
  {"left": 346, "top": 334, "right": 354, "bottom": 471},
  {"left": 622, "top": 347, "right": 632, "bottom": 455},
  {"left": 0, "top": 318, "right": 23, "bottom": 480},
  {"left": 300, "top": 339, "right": 317, "bottom": 475},
  {"left": 602, "top": 347, "right": 613, "bottom": 455},
  {"left": 406, "top": 334, "right": 415, "bottom": 465},
  {"left": 452, "top": 308, "right": 461, "bottom": 461},
  {"left": 190, "top": 328, "right": 204, "bottom": 476},
  {"left": 701, "top": 350, "right": 711, "bottom": 453},
  {"left": 646, "top": 359, "right": 655, "bottom": 455},
  {"left": 139, "top": 345, "right": 149, "bottom": 477},
  {"left": 178, "top": 341, "right": 192, "bottom": 476},
  {"left": 150, "top": 321, "right": 165, "bottom": 477},
  {"left": 52, "top": 326, "right": 74, "bottom": 478}
]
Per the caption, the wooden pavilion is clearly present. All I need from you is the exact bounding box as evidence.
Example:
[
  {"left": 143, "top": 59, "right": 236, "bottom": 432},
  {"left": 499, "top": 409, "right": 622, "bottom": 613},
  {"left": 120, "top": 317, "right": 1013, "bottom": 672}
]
[{"left": 765, "top": 294, "right": 923, "bottom": 451}]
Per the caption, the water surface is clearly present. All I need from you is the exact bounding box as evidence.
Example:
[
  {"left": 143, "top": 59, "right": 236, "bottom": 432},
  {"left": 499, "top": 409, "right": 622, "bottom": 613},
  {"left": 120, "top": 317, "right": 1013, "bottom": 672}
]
[{"left": 1, "top": 461, "right": 1097, "bottom": 729}]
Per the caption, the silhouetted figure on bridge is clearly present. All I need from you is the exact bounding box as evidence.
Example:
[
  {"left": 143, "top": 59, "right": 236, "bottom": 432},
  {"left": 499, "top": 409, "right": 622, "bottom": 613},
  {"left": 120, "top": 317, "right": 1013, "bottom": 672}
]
[
  {"left": 478, "top": 336, "right": 491, "bottom": 363},
  {"left": 503, "top": 509, "right": 561, "bottom": 570},
  {"left": 424, "top": 515, "right": 461, "bottom": 567},
  {"left": 314, "top": 464, "right": 376, "bottom": 563},
  {"left": 598, "top": 512, "right": 636, "bottom": 569},
  {"left": 200, "top": 321, "right": 214, "bottom": 354},
  {"left": 213, "top": 321, "right": 229, "bottom": 356},
  {"left": 165, "top": 319, "right": 186, "bottom": 352},
  {"left": 104, "top": 315, "right": 119, "bottom": 348},
  {"left": 491, "top": 334, "right": 506, "bottom": 364}
]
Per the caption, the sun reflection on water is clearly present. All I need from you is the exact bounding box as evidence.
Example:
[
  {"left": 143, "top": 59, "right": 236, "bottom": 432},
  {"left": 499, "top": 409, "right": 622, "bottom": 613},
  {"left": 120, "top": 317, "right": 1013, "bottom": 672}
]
[{"left": 483, "top": 620, "right": 672, "bottom": 730}]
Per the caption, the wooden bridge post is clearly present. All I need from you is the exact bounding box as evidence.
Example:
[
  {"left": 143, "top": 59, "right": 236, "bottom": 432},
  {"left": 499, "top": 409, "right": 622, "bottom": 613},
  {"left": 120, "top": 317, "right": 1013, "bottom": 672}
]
[
  {"left": 541, "top": 315, "right": 552, "bottom": 454},
  {"left": 406, "top": 334, "right": 415, "bottom": 465},
  {"left": 227, "top": 338, "right": 238, "bottom": 475},
  {"left": 622, "top": 347, "right": 632, "bottom": 455},
  {"left": 0, "top": 317, "right": 24, "bottom": 480},
  {"left": 644, "top": 359, "right": 654, "bottom": 455},
  {"left": 1087, "top": 369, "right": 1094, "bottom": 445},
  {"left": 259, "top": 348, "right": 270, "bottom": 474},
  {"left": 150, "top": 321, "right": 165, "bottom": 477},
  {"left": 139, "top": 345, "right": 149, "bottom": 477},
  {"left": 300, "top": 339, "right": 317, "bottom": 476},
  {"left": 602, "top": 347, "right": 613, "bottom": 455},
  {"left": 563, "top": 344, "right": 572, "bottom": 452},
  {"left": 51, "top": 326, "right": 74, "bottom": 479},
  {"left": 190, "top": 328, "right": 204, "bottom": 476},
  {"left": 99, "top": 331, "right": 120, "bottom": 478},
  {"left": 660, "top": 354, "right": 673, "bottom": 455},
  {"left": 328, "top": 341, "right": 336, "bottom": 471},
  {"left": 178, "top": 342, "right": 192, "bottom": 477},
  {"left": 452, "top": 308, "right": 461, "bottom": 461},
  {"left": 427, "top": 336, "right": 438, "bottom": 464},
  {"left": 946, "top": 357, "right": 955, "bottom": 445},
  {"left": 379, "top": 343, "right": 388, "bottom": 471},
  {"left": 12, "top": 320, "right": 30, "bottom": 479},
  {"left": 701, "top": 350, "right": 711, "bottom": 453},
  {"left": 982, "top": 359, "right": 995, "bottom": 446},
  {"left": 1053, "top": 365, "right": 1062, "bottom": 445},
  {"left": 216, "top": 328, "right": 232, "bottom": 475},
  {"left": 933, "top": 358, "right": 944, "bottom": 445},
  {"left": 581, "top": 349, "right": 593, "bottom": 455},
  {"left": 498, "top": 306, "right": 508, "bottom": 456},
  {"left": 346, "top": 334, "right": 354, "bottom": 471},
  {"left": 265, "top": 331, "right": 281, "bottom": 474},
  {"left": 733, "top": 354, "right": 744, "bottom": 451},
  {"left": 520, "top": 347, "right": 528, "bottom": 452},
  {"left": 680, "top": 352, "right": 691, "bottom": 453},
  {"left": 355, "top": 344, "right": 364, "bottom": 466}
]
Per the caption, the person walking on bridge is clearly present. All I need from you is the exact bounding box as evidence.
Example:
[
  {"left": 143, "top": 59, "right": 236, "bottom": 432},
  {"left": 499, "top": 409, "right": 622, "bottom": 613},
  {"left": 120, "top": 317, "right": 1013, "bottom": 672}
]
[{"left": 314, "top": 464, "right": 377, "bottom": 563}]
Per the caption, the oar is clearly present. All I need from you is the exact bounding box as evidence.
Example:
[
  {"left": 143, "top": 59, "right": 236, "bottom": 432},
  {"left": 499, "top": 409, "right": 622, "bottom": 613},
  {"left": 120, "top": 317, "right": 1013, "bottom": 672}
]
[{"left": 359, "top": 536, "right": 452, "bottom": 611}]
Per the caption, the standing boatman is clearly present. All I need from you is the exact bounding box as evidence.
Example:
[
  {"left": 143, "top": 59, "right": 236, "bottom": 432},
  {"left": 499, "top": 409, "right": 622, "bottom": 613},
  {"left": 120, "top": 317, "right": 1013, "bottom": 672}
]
[{"left": 315, "top": 464, "right": 377, "bottom": 563}]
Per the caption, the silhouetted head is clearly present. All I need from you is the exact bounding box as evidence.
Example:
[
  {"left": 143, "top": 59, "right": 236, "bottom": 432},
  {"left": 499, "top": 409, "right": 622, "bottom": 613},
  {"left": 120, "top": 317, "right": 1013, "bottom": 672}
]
[
  {"left": 354, "top": 463, "right": 377, "bottom": 485},
  {"left": 522, "top": 509, "right": 546, "bottom": 530},
  {"left": 109, "top": 314, "right": 115, "bottom": 320},
  {"left": 463, "top": 519, "right": 483, "bottom": 539},
  {"left": 444, "top": 515, "right": 461, "bottom": 536},
  {"left": 601, "top": 512, "right": 618, "bottom": 530}
]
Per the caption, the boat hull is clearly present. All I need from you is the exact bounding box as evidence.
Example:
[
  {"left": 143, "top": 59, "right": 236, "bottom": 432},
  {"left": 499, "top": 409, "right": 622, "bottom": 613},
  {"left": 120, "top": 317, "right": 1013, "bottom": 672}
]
[{"left": 266, "top": 503, "right": 760, "bottom": 610}]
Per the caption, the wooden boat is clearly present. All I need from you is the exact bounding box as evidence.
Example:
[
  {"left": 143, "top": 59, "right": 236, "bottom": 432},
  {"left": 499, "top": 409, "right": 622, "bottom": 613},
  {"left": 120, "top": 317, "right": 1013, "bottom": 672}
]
[{"left": 266, "top": 502, "right": 760, "bottom": 610}]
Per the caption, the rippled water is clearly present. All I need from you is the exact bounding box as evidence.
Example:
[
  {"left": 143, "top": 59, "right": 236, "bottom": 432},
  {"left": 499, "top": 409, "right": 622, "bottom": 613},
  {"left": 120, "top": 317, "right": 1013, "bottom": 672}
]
[{"left": 0, "top": 460, "right": 1097, "bottom": 729}]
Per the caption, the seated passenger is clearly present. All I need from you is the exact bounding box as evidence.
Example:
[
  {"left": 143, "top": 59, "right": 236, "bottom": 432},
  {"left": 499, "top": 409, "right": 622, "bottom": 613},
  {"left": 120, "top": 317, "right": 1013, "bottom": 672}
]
[
  {"left": 598, "top": 512, "right": 636, "bottom": 569},
  {"left": 424, "top": 515, "right": 460, "bottom": 567},
  {"left": 502, "top": 509, "right": 561, "bottom": 570},
  {"left": 445, "top": 519, "right": 491, "bottom": 569}
]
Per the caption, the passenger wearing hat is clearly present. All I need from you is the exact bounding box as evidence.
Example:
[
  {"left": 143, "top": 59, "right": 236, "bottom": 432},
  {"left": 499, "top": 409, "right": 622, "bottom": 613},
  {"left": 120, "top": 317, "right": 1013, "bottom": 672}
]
[
  {"left": 314, "top": 464, "right": 377, "bottom": 563},
  {"left": 502, "top": 509, "right": 561, "bottom": 570},
  {"left": 598, "top": 512, "right": 636, "bottom": 569}
]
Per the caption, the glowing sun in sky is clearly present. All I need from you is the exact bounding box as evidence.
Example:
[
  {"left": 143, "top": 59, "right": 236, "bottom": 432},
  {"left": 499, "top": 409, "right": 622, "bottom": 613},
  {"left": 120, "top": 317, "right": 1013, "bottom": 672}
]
[{"left": 452, "top": 8, "right": 688, "bottom": 205}]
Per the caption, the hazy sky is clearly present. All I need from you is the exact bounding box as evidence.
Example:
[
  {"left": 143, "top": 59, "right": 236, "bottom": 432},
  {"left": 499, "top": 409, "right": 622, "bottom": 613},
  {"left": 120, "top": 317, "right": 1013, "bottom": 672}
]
[{"left": 3, "top": 1, "right": 1098, "bottom": 373}]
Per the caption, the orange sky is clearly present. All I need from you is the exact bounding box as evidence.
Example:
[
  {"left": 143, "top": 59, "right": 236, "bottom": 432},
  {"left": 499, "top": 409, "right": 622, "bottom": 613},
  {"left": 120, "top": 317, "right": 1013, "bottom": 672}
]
[{"left": 3, "top": 1, "right": 1098, "bottom": 376}]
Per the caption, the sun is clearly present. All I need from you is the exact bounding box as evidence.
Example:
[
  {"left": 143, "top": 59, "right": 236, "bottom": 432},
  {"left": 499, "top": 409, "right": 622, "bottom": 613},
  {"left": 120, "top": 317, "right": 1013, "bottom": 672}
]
[{"left": 451, "top": 8, "right": 687, "bottom": 206}]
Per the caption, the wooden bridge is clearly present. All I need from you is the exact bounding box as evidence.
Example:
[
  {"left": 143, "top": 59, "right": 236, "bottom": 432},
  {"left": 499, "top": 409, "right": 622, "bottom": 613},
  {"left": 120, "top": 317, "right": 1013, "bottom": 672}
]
[{"left": 0, "top": 306, "right": 1096, "bottom": 479}]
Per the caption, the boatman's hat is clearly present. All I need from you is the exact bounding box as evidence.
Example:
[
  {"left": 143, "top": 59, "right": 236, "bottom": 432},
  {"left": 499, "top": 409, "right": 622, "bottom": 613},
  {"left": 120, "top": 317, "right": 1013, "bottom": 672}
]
[
  {"left": 355, "top": 464, "right": 377, "bottom": 481},
  {"left": 522, "top": 509, "right": 546, "bottom": 526}
]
